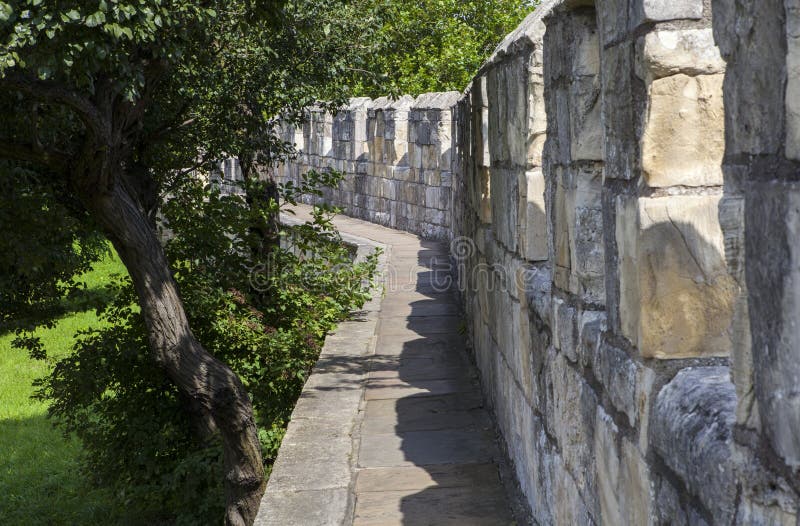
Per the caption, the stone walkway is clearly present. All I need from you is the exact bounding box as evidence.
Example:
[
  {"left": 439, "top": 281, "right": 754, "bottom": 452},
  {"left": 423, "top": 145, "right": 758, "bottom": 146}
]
[{"left": 256, "top": 206, "right": 516, "bottom": 526}]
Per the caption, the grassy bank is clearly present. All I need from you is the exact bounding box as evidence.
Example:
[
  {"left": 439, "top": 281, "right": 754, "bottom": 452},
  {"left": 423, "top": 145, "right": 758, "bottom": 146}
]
[{"left": 0, "top": 253, "right": 125, "bottom": 525}]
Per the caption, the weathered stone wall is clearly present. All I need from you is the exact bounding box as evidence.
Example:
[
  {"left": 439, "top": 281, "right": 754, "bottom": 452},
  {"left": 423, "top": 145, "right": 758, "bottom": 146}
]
[
  {"left": 712, "top": 0, "right": 800, "bottom": 522},
  {"left": 273, "top": 0, "right": 800, "bottom": 522},
  {"left": 275, "top": 93, "right": 459, "bottom": 240}
]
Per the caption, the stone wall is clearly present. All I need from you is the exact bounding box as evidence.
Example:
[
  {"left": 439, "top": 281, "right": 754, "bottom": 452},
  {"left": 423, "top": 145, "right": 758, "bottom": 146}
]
[
  {"left": 712, "top": 0, "right": 800, "bottom": 522},
  {"left": 273, "top": 0, "right": 800, "bottom": 522},
  {"left": 275, "top": 93, "right": 459, "bottom": 240}
]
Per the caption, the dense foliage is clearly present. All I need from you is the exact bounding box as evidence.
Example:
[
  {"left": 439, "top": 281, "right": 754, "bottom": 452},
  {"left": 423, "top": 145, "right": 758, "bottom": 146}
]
[
  {"left": 0, "top": 1, "right": 382, "bottom": 523},
  {"left": 351, "top": 0, "right": 536, "bottom": 97},
  {"left": 36, "top": 172, "right": 378, "bottom": 525},
  {"left": 0, "top": 163, "right": 107, "bottom": 328}
]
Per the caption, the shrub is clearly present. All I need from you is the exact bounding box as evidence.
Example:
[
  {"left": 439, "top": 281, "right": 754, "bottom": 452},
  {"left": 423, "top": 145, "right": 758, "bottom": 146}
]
[{"left": 37, "top": 172, "right": 379, "bottom": 525}]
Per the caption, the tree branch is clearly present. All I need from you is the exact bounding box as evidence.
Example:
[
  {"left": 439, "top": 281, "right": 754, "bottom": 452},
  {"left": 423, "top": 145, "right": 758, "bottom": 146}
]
[
  {"left": 0, "top": 73, "right": 108, "bottom": 138},
  {"left": 0, "top": 139, "right": 69, "bottom": 173}
]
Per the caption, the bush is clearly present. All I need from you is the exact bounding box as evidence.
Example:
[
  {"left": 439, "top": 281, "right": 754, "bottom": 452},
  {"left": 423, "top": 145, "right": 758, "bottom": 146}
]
[{"left": 36, "top": 172, "right": 379, "bottom": 525}]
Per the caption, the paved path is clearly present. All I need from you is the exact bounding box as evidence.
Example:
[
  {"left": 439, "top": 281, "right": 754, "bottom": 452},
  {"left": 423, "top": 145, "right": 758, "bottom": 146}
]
[{"left": 257, "top": 207, "right": 516, "bottom": 526}]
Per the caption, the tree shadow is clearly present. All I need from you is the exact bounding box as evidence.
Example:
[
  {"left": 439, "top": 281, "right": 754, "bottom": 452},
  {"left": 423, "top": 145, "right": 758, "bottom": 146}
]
[
  {"left": 357, "top": 241, "right": 517, "bottom": 525},
  {"left": 0, "top": 413, "right": 112, "bottom": 525},
  {"left": 0, "top": 284, "right": 117, "bottom": 336}
]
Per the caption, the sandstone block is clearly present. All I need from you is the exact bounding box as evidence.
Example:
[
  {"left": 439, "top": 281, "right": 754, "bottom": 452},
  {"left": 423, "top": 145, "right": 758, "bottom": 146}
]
[
  {"left": 641, "top": 73, "right": 725, "bottom": 187},
  {"left": 553, "top": 171, "right": 572, "bottom": 292},
  {"left": 547, "top": 352, "right": 598, "bottom": 500},
  {"left": 519, "top": 169, "right": 548, "bottom": 261},
  {"left": 595, "top": 405, "right": 654, "bottom": 525},
  {"left": 490, "top": 167, "right": 519, "bottom": 252},
  {"left": 638, "top": 29, "right": 725, "bottom": 80},
  {"left": 616, "top": 194, "right": 736, "bottom": 359}
]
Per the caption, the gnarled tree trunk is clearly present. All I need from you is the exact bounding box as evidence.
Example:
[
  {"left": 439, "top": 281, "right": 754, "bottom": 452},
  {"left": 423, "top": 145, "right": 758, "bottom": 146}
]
[{"left": 88, "top": 177, "right": 266, "bottom": 526}]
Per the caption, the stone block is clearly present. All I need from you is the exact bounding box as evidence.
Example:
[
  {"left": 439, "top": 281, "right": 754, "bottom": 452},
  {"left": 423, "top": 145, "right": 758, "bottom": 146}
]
[
  {"left": 746, "top": 184, "right": 800, "bottom": 468},
  {"left": 652, "top": 367, "right": 736, "bottom": 523},
  {"left": 634, "top": 0, "right": 703, "bottom": 24},
  {"left": 572, "top": 166, "right": 605, "bottom": 302},
  {"left": 594, "top": 340, "right": 638, "bottom": 427},
  {"left": 504, "top": 55, "right": 530, "bottom": 166},
  {"left": 552, "top": 296, "right": 578, "bottom": 362},
  {"left": 424, "top": 187, "right": 441, "bottom": 209},
  {"left": 572, "top": 15, "right": 601, "bottom": 77},
  {"left": 521, "top": 265, "right": 552, "bottom": 326},
  {"left": 578, "top": 309, "right": 605, "bottom": 368},
  {"left": 527, "top": 77, "right": 547, "bottom": 167},
  {"left": 653, "top": 475, "right": 689, "bottom": 526},
  {"left": 553, "top": 459, "right": 593, "bottom": 525},
  {"left": 570, "top": 89, "right": 603, "bottom": 162},
  {"left": 548, "top": 87, "right": 572, "bottom": 166},
  {"left": 788, "top": 2, "right": 800, "bottom": 160},
  {"left": 519, "top": 169, "right": 548, "bottom": 261},
  {"left": 601, "top": 42, "right": 638, "bottom": 180},
  {"left": 641, "top": 73, "right": 725, "bottom": 187},
  {"left": 597, "top": 0, "right": 630, "bottom": 46},
  {"left": 595, "top": 405, "right": 654, "bottom": 525},
  {"left": 616, "top": 194, "right": 736, "bottom": 359},
  {"left": 490, "top": 167, "right": 519, "bottom": 252},
  {"left": 638, "top": 29, "right": 725, "bottom": 80},
  {"left": 736, "top": 498, "right": 798, "bottom": 526},
  {"left": 421, "top": 144, "right": 439, "bottom": 170},
  {"left": 547, "top": 352, "right": 598, "bottom": 501}
]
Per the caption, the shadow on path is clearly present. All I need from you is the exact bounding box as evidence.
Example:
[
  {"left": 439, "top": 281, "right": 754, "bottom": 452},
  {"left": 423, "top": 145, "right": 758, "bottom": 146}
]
[{"left": 353, "top": 240, "right": 515, "bottom": 525}]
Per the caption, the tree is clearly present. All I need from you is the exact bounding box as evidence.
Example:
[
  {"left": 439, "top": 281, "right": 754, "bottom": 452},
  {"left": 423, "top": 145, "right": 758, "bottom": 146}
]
[
  {"left": 0, "top": 1, "right": 376, "bottom": 524},
  {"left": 351, "top": 0, "right": 536, "bottom": 97}
]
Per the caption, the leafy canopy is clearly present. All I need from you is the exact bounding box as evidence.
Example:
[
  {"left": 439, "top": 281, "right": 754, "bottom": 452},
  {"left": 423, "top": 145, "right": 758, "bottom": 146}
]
[
  {"left": 352, "top": 0, "right": 536, "bottom": 97},
  {"left": 0, "top": 0, "right": 379, "bottom": 320}
]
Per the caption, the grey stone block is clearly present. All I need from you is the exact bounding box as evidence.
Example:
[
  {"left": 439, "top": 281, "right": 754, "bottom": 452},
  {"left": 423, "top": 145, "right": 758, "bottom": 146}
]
[
  {"left": 634, "top": 0, "right": 703, "bottom": 24},
  {"left": 594, "top": 340, "right": 638, "bottom": 427},
  {"left": 652, "top": 367, "right": 736, "bottom": 523}
]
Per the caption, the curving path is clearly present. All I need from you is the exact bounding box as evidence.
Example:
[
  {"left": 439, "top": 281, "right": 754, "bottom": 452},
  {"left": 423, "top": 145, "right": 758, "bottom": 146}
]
[{"left": 255, "top": 205, "right": 517, "bottom": 526}]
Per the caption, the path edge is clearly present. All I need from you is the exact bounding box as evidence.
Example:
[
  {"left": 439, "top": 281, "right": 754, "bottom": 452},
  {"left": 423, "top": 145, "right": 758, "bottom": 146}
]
[{"left": 253, "top": 216, "right": 389, "bottom": 526}]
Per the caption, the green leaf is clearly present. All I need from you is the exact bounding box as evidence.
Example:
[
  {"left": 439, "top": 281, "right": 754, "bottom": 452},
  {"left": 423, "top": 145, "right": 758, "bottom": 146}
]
[
  {"left": 0, "top": 2, "right": 13, "bottom": 22},
  {"left": 86, "top": 11, "right": 106, "bottom": 27}
]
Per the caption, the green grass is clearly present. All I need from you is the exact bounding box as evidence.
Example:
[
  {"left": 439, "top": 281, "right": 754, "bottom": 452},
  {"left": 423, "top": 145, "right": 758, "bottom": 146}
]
[{"left": 0, "top": 251, "right": 126, "bottom": 525}]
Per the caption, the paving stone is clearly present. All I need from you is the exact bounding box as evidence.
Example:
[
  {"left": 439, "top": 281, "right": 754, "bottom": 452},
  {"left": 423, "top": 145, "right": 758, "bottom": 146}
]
[
  {"left": 365, "top": 377, "right": 477, "bottom": 400},
  {"left": 363, "top": 392, "right": 485, "bottom": 419},
  {"left": 353, "top": 485, "right": 514, "bottom": 526},
  {"left": 379, "top": 301, "right": 460, "bottom": 318},
  {"left": 361, "top": 396, "right": 490, "bottom": 435},
  {"left": 355, "top": 463, "right": 502, "bottom": 493},
  {"left": 373, "top": 334, "right": 468, "bottom": 357},
  {"left": 367, "top": 362, "right": 470, "bottom": 381},
  {"left": 378, "top": 315, "right": 462, "bottom": 337},
  {"left": 255, "top": 489, "right": 350, "bottom": 526},
  {"left": 358, "top": 428, "right": 497, "bottom": 468}
]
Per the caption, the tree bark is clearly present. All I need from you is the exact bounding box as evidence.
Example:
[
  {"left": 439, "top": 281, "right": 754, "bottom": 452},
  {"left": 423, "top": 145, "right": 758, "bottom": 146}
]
[{"left": 88, "top": 179, "right": 266, "bottom": 526}]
